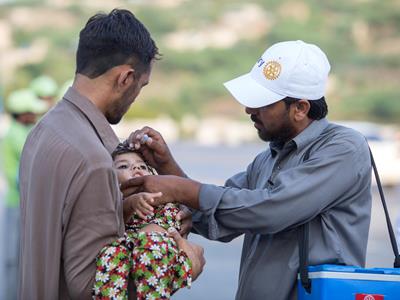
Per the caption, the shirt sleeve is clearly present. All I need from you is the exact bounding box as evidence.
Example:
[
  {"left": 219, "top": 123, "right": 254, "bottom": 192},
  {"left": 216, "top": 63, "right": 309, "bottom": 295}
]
[
  {"left": 198, "top": 139, "right": 371, "bottom": 240},
  {"left": 62, "top": 163, "right": 123, "bottom": 299},
  {"left": 192, "top": 163, "right": 253, "bottom": 241}
]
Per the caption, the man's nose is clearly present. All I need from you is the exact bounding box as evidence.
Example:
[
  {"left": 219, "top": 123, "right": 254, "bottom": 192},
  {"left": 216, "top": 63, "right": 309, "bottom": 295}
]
[{"left": 245, "top": 106, "right": 257, "bottom": 115}]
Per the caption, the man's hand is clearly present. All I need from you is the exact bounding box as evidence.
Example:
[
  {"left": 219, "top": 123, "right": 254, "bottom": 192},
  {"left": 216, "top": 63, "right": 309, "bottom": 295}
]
[
  {"left": 127, "top": 127, "right": 185, "bottom": 176},
  {"left": 168, "top": 228, "right": 205, "bottom": 281},
  {"left": 120, "top": 175, "right": 201, "bottom": 210},
  {"left": 177, "top": 206, "right": 193, "bottom": 238},
  {"left": 123, "top": 192, "right": 162, "bottom": 221},
  {"left": 120, "top": 175, "right": 175, "bottom": 206}
]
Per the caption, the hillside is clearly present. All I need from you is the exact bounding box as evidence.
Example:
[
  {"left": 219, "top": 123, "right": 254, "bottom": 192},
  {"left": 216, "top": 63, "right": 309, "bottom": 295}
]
[{"left": 1, "top": 0, "right": 400, "bottom": 123}]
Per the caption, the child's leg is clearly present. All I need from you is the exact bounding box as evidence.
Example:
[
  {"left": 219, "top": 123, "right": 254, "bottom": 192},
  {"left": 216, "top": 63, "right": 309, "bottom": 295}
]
[
  {"left": 131, "top": 231, "right": 192, "bottom": 300},
  {"left": 93, "top": 236, "right": 132, "bottom": 300}
]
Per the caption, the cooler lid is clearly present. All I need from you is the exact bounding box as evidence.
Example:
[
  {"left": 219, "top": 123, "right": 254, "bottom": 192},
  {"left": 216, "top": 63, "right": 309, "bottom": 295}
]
[{"left": 307, "top": 264, "right": 400, "bottom": 278}]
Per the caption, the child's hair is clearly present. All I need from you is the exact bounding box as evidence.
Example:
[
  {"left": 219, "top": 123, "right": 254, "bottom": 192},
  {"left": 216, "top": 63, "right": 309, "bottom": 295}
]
[
  {"left": 112, "top": 140, "right": 132, "bottom": 160},
  {"left": 112, "top": 140, "right": 157, "bottom": 175}
]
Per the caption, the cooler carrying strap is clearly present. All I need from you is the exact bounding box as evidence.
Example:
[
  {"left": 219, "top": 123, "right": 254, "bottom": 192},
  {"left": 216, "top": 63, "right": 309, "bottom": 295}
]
[{"left": 298, "top": 146, "right": 400, "bottom": 294}]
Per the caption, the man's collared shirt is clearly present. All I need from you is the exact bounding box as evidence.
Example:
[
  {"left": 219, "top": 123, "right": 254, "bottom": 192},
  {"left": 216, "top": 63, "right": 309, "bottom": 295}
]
[
  {"left": 19, "top": 88, "right": 123, "bottom": 299},
  {"left": 194, "top": 118, "right": 372, "bottom": 300}
]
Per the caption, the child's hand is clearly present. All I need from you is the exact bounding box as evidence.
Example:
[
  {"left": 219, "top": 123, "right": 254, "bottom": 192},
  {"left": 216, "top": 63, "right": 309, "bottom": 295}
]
[{"left": 124, "top": 192, "right": 162, "bottom": 221}]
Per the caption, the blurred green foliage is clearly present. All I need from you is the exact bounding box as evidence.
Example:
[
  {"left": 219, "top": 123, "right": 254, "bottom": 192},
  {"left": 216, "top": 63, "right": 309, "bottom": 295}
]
[
  {"left": 339, "top": 88, "right": 400, "bottom": 123},
  {"left": 1, "top": 0, "right": 400, "bottom": 123}
]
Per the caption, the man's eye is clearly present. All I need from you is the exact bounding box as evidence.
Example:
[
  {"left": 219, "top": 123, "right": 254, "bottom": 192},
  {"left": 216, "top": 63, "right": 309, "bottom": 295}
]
[
  {"left": 117, "top": 165, "right": 128, "bottom": 169},
  {"left": 139, "top": 165, "right": 148, "bottom": 170}
]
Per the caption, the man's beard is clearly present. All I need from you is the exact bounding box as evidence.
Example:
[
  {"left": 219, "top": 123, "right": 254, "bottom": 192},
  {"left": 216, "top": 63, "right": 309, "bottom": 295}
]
[
  {"left": 255, "top": 115, "right": 297, "bottom": 144},
  {"left": 106, "top": 84, "right": 137, "bottom": 124},
  {"left": 106, "top": 104, "right": 127, "bottom": 124}
]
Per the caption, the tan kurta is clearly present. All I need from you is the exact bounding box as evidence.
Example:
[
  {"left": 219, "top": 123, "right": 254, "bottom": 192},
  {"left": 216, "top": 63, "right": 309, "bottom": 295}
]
[{"left": 19, "top": 87, "right": 124, "bottom": 299}]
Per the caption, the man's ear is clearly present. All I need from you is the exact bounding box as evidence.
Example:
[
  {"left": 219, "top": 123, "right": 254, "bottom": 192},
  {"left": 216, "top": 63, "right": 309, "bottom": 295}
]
[
  {"left": 293, "top": 99, "right": 310, "bottom": 121},
  {"left": 116, "top": 67, "right": 136, "bottom": 90}
]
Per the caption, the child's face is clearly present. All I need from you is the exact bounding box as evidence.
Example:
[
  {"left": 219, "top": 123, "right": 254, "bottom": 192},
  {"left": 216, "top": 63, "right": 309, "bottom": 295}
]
[{"left": 114, "top": 152, "right": 151, "bottom": 184}]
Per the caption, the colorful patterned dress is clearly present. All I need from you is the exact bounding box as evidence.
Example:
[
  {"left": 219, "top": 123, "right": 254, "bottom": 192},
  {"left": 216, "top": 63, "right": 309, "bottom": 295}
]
[{"left": 93, "top": 203, "right": 192, "bottom": 300}]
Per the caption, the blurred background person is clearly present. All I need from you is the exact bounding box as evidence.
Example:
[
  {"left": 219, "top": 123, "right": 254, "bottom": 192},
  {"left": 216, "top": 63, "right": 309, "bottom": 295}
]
[
  {"left": 29, "top": 75, "right": 58, "bottom": 110},
  {"left": 0, "top": 87, "right": 6, "bottom": 300},
  {"left": 0, "top": 87, "right": 4, "bottom": 114},
  {"left": 57, "top": 78, "right": 73, "bottom": 101},
  {"left": 0, "top": 89, "right": 46, "bottom": 300}
]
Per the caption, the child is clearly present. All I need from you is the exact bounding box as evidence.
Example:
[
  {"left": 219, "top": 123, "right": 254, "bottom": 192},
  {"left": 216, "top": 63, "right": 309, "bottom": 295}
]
[{"left": 93, "top": 141, "right": 192, "bottom": 300}]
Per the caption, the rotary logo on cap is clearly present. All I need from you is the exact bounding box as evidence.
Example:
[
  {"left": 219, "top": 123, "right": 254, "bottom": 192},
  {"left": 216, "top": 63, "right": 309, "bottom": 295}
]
[{"left": 263, "top": 61, "right": 281, "bottom": 80}]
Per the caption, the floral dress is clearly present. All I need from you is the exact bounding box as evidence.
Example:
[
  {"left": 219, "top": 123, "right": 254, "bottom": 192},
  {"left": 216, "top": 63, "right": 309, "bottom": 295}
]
[{"left": 93, "top": 203, "right": 192, "bottom": 300}]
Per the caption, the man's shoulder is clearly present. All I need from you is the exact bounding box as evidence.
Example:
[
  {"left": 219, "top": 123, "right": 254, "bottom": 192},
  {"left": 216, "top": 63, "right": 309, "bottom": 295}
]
[
  {"left": 24, "top": 102, "right": 112, "bottom": 167},
  {"left": 310, "top": 122, "right": 371, "bottom": 170},
  {"left": 324, "top": 121, "right": 368, "bottom": 148},
  {"left": 40, "top": 100, "right": 93, "bottom": 141}
]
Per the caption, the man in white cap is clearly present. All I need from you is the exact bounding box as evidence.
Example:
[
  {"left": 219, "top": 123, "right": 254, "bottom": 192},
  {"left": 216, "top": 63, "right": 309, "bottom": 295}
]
[
  {"left": 29, "top": 75, "right": 58, "bottom": 109},
  {"left": 122, "top": 40, "right": 372, "bottom": 299}
]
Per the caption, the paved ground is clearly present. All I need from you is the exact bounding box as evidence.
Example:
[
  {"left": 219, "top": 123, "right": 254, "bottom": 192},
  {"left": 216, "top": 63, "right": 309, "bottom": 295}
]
[
  {"left": 367, "top": 186, "right": 400, "bottom": 267},
  {"left": 1, "top": 142, "right": 399, "bottom": 300}
]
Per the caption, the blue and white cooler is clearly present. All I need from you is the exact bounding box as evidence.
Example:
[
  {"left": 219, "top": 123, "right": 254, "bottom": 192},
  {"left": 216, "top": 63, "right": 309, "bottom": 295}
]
[{"left": 298, "top": 264, "right": 400, "bottom": 300}]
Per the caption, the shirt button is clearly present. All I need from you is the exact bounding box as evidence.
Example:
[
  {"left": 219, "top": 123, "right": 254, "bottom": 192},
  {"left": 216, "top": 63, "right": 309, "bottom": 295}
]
[{"left": 277, "top": 165, "right": 281, "bottom": 170}]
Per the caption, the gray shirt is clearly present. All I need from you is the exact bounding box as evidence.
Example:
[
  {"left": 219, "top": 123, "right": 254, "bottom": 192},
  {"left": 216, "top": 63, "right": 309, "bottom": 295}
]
[
  {"left": 19, "top": 88, "right": 124, "bottom": 299},
  {"left": 193, "top": 118, "right": 372, "bottom": 300}
]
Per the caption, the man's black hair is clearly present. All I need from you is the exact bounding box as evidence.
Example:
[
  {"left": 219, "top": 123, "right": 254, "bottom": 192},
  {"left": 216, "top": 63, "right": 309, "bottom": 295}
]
[
  {"left": 76, "top": 9, "right": 159, "bottom": 78},
  {"left": 283, "top": 96, "right": 328, "bottom": 120}
]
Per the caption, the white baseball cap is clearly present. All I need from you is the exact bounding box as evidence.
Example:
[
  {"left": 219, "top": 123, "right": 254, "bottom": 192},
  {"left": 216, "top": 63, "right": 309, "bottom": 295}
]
[{"left": 224, "top": 40, "right": 331, "bottom": 108}]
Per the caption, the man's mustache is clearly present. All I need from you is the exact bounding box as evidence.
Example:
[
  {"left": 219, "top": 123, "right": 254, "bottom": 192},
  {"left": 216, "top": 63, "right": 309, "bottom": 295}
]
[{"left": 250, "top": 115, "right": 261, "bottom": 124}]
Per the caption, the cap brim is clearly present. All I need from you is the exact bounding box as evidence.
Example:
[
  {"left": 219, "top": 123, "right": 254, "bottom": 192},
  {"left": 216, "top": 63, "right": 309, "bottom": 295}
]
[
  {"left": 30, "top": 100, "right": 48, "bottom": 114},
  {"left": 224, "top": 73, "right": 286, "bottom": 108}
]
